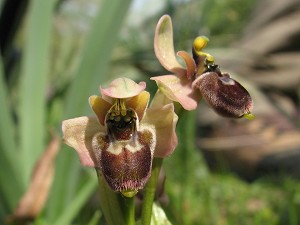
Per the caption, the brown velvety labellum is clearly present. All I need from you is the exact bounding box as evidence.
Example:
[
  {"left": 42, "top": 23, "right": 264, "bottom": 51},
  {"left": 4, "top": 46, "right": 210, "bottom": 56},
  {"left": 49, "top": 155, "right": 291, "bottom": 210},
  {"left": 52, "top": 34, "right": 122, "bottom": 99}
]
[
  {"left": 193, "top": 72, "right": 253, "bottom": 118},
  {"left": 99, "top": 130, "right": 154, "bottom": 192}
]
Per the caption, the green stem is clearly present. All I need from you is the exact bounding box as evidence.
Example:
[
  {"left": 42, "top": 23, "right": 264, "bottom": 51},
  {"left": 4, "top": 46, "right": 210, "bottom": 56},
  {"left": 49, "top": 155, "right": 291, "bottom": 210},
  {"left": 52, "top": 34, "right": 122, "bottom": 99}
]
[
  {"left": 124, "top": 196, "right": 135, "bottom": 225},
  {"left": 96, "top": 170, "right": 125, "bottom": 225},
  {"left": 141, "top": 157, "right": 163, "bottom": 225}
]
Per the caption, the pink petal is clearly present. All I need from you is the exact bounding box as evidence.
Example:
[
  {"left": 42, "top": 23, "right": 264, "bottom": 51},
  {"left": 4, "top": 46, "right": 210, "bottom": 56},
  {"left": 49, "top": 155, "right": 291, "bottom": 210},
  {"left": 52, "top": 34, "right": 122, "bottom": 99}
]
[
  {"left": 100, "top": 77, "right": 146, "bottom": 100},
  {"left": 177, "top": 51, "right": 196, "bottom": 80},
  {"left": 62, "top": 116, "right": 105, "bottom": 167},
  {"left": 151, "top": 75, "right": 201, "bottom": 110},
  {"left": 154, "top": 15, "right": 186, "bottom": 76},
  {"left": 142, "top": 103, "right": 178, "bottom": 157}
]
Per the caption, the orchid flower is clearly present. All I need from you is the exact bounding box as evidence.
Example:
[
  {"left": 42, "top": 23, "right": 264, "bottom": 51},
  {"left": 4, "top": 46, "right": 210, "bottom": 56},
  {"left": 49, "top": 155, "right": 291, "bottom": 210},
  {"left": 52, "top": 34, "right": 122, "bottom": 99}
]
[
  {"left": 152, "top": 15, "right": 254, "bottom": 119},
  {"left": 62, "top": 77, "right": 178, "bottom": 197}
]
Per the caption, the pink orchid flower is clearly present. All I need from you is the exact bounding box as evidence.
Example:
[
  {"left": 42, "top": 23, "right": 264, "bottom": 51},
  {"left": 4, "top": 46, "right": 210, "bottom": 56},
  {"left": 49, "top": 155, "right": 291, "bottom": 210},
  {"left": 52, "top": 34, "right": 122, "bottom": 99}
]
[
  {"left": 62, "top": 78, "right": 178, "bottom": 196},
  {"left": 152, "top": 15, "right": 254, "bottom": 119}
]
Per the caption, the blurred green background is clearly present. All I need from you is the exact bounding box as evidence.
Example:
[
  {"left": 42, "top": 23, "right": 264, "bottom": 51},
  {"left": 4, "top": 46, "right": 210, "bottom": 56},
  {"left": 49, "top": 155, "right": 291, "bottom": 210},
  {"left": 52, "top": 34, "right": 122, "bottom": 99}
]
[{"left": 1, "top": 0, "right": 300, "bottom": 224}]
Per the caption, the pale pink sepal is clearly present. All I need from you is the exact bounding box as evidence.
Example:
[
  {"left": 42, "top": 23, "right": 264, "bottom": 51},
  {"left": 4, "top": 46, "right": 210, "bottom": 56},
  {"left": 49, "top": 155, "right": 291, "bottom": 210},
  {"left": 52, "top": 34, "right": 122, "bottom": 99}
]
[
  {"left": 62, "top": 116, "right": 105, "bottom": 167},
  {"left": 151, "top": 75, "right": 201, "bottom": 110},
  {"left": 149, "top": 90, "right": 173, "bottom": 109},
  {"left": 100, "top": 77, "right": 146, "bottom": 100},
  {"left": 154, "top": 15, "right": 186, "bottom": 76},
  {"left": 143, "top": 103, "right": 178, "bottom": 157}
]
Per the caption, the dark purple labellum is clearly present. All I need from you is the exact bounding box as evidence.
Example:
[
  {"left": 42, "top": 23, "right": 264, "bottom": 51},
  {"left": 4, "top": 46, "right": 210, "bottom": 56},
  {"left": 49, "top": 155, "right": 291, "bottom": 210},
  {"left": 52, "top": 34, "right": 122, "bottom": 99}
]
[
  {"left": 91, "top": 100, "right": 157, "bottom": 195},
  {"left": 93, "top": 127, "right": 155, "bottom": 193},
  {"left": 192, "top": 72, "right": 253, "bottom": 118}
]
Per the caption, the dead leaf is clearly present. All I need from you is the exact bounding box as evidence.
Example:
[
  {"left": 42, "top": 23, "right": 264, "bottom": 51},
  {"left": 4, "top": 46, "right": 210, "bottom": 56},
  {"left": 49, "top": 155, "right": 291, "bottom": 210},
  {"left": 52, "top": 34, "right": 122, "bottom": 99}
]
[{"left": 8, "top": 132, "right": 61, "bottom": 223}]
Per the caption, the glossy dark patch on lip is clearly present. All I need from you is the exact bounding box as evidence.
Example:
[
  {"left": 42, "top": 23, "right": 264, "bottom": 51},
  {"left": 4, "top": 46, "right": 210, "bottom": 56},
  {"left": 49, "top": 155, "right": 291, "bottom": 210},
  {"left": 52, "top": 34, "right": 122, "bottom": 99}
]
[{"left": 106, "top": 108, "right": 137, "bottom": 141}]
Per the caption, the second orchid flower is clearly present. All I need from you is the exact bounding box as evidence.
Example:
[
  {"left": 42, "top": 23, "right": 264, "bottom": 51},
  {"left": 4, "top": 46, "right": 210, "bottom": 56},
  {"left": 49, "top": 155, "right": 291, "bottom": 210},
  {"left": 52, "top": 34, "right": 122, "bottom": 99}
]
[{"left": 151, "top": 15, "right": 254, "bottom": 119}]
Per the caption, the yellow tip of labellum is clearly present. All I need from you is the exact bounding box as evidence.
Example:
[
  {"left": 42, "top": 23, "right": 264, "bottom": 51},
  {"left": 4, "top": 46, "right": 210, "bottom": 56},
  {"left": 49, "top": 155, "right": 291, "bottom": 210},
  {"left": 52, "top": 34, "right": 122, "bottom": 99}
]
[
  {"left": 243, "top": 113, "right": 255, "bottom": 120},
  {"left": 121, "top": 190, "right": 138, "bottom": 198}
]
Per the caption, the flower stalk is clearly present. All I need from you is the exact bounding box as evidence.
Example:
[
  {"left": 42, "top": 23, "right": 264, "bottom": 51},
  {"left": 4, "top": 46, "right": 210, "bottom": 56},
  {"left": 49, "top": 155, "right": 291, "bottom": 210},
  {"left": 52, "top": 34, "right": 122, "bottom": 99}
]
[
  {"left": 141, "top": 157, "right": 163, "bottom": 225},
  {"left": 123, "top": 195, "right": 135, "bottom": 225},
  {"left": 96, "top": 170, "right": 125, "bottom": 225}
]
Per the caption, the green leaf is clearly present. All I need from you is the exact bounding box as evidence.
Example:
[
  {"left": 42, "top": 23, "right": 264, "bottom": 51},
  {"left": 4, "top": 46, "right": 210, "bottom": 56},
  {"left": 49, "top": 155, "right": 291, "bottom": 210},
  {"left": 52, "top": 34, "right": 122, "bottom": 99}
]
[
  {"left": 47, "top": 0, "right": 132, "bottom": 221},
  {"left": 151, "top": 203, "right": 172, "bottom": 225},
  {"left": 52, "top": 177, "right": 97, "bottom": 225},
  {"left": 19, "top": 0, "right": 57, "bottom": 186},
  {"left": 87, "top": 210, "right": 102, "bottom": 225},
  {"left": 141, "top": 158, "right": 163, "bottom": 225},
  {"left": 64, "top": 0, "right": 132, "bottom": 117},
  {"left": 0, "top": 56, "right": 23, "bottom": 211}
]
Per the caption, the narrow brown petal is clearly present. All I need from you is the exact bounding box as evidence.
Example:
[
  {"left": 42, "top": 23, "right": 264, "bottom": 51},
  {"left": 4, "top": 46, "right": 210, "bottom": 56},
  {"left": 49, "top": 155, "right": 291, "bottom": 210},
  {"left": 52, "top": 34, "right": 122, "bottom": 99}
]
[
  {"left": 193, "top": 72, "right": 253, "bottom": 118},
  {"left": 177, "top": 51, "right": 196, "bottom": 79},
  {"left": 9, "top": 133, "right": 60, "bottom": 222}
]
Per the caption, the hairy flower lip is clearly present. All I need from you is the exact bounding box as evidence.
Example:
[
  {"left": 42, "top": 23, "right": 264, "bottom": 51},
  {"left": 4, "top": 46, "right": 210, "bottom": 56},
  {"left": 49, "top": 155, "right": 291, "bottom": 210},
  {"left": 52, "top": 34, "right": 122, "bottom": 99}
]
[
  {"left": 93, "top": 125, "right": 156, "bottom": 192},
  {"left": 192, "top": 71, "right": 254, "bottom": 118}
]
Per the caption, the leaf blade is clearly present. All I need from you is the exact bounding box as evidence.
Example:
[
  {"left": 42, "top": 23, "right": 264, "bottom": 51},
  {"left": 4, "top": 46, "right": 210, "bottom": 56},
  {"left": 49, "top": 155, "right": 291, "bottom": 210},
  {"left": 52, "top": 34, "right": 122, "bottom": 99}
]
[
  {"left": 19, "top": 0, "right": 57, "bottom": 185},
  {"left": 0, "top": 55, "right": 23, "bottom": 212}
]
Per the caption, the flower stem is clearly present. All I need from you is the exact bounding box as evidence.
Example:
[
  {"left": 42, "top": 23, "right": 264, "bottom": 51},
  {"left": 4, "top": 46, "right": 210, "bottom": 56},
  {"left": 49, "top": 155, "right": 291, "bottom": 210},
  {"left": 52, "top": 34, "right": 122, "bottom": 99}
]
[
  {"left": 96, "top": 170, "right": 125, "bottom": 225},
  {"left": 124, "top": 196, "right": 135, "bottom": 225},
  {"left": 141, "top": 157, "right": 163, "bottom": 225}
]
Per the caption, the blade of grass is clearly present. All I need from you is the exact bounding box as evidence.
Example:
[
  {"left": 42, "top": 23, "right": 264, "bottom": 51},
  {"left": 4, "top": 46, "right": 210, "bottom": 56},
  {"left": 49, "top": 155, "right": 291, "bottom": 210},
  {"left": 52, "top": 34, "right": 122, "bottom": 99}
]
[
  {"left": 47, "top": 0, "right": 132, "bottom": 221},
  {"left": 87, "top": 210, "right": 102, "bottom": 225},
  {"left": 0, "top": 56, "right": 23, "bottom": 211},
  {"left": 64, "top": 0, "right": 132, "bottom": 117},
  {"left": 52, "top": 177, "right": 97, "bottom": 225},
  {"left": 0, "top": 198, "right": 7, "bottom": 223},
  {"left": 19, "top": 0, "right": 57, "bottom": 186}
]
